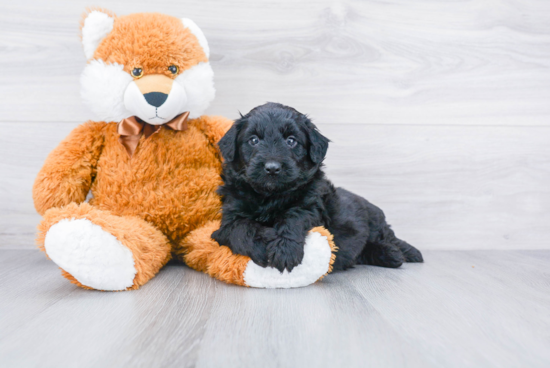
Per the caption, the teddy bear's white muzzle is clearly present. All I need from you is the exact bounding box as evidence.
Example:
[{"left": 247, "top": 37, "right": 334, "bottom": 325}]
[{"left": 124, "top": 80, "right": 188, "bottom": 125}]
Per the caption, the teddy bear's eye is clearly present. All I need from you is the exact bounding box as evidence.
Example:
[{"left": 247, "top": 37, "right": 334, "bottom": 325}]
[
  {"left": 132, "top": 68, "right": 143, "bottom": 78},
  {"left": 168, "top": 65, "right": 179, "bottom": 75}
]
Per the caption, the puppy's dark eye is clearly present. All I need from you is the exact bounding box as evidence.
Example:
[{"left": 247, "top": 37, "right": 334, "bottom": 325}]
[
  {"left": 286, "top": 136, "right": 297, "bottom": 148},
  {"left": 249, "top": 136, "right": 260, "bottom": 146},
  {"left": 132, "top": 68, "right": 143, "bottom": 78},
  {"left": 168, "top": 65, "right": 179, "bottom": 74}
]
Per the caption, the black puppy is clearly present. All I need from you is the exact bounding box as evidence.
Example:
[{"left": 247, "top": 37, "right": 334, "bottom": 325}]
[{"left": 212, "top": 103, "right": 423, "bottom": 273}]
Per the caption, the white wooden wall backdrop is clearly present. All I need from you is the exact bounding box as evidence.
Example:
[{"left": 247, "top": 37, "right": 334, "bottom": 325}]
[{"left": 0, "top": 0, "right": 549, "bottom": 249}]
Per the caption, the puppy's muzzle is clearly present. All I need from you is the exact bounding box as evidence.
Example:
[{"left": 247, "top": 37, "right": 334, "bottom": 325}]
[{"left": 264, "top": 161, "right": 281, "bottom": 175}]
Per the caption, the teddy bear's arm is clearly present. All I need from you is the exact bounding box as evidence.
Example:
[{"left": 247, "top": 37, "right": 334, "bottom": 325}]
[
  {"left": 33, "top": 122, "right": 106, "bottom": 215},
  {"left": 192, "top": 115, "right": 233, "bottom": 148}
]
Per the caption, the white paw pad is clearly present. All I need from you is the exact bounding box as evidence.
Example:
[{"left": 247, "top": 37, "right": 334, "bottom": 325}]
[
  {"left": 243, "top": 231, "right": 332, "bottom": 289},
  {"left": 44, "top": 219, "right": 137, "bottom": 291}
]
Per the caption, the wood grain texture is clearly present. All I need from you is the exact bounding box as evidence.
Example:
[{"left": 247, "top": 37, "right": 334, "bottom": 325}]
[
  {"left": 1, "top": 1, "right": 549, "bottom": 250},
  {"left": 0, "top": 0, "right": 549, "bottom": 125},
  {"left": 2, "top": 122, "right": 549, "bottom": 250},
  {"left": 0, "top": 122, "right": 78, "bottom": 248},
  {"left": 1, "top": 249, "right": 549, "bottom": 368}
]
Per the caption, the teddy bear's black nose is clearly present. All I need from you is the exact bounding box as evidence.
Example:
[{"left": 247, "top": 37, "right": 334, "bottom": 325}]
[{"left": 143, "top": 92, "right": 168, "bottom": 107}]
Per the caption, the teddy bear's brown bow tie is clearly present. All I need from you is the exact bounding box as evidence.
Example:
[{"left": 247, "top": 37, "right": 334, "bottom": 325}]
[{"left": 117, "top": 111, "right": 190, "bottom": 157}]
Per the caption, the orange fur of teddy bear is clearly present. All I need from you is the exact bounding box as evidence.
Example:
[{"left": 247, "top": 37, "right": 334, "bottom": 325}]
[
  {"left": 34, "top": 108, "right": 251, "bottom": 289},
  {"left": 33, "top": 11, "right": 252, "bottom": 289}
]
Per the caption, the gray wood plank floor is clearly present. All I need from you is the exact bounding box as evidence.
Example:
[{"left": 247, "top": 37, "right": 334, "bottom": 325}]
[{"left": 1, "top": 249, "right": 549, "bottom": 368}]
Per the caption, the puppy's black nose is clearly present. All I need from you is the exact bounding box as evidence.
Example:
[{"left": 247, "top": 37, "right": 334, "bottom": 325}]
[
  {"left": 143, "top": 92, "right": 168, "bottom": 107},
  {"left": 264, "top": 161, "right": 281, "bottom": 175}
]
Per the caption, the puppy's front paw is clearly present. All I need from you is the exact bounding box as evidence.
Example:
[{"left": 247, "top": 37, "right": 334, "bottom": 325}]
[
  {"left": 258, "top": 227, "right": 278, "bottom": 243},
  {"left": 248, "top": 238, "right": 269, "bottom": 268},
  {"left": 212, "top": 227, "right": 269, "bottom": 267},
  {"left": 266, "top": 238, "right": 304, "bottom": 273}
]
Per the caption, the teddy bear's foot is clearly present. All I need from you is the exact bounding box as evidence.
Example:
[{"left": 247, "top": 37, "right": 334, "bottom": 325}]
[
  {"left": 243, "top": 227, "right": 337, "bottom": 289},
  {"left": 45, "top": 218, "right": 137, "bottom": 291},
  {"left": 38, "top": 203, "right": 172, "bottom": 291},
  {"left": 177, "top": 222, "right": 336, "bottom": 288}
]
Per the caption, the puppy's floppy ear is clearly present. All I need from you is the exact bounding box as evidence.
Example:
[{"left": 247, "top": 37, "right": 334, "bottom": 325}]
[
  {"left": 218, "top": 120, "right": 241, "bottom": 162},
  {"left": 305, "top": 119, "right": 329, "bottom": 164}
]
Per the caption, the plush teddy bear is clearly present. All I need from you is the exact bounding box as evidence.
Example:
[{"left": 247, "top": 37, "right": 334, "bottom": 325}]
[{"left": 32, "top": 9, "right": 336, "bottom": 291}]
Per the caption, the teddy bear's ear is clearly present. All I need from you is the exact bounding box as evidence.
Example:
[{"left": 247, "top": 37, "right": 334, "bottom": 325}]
[
  {"left": 181, "top": 18, "right": 210, "bottom": 58},
  {"left": 80, "top": 9, "right": 116, "bottom": 60}
]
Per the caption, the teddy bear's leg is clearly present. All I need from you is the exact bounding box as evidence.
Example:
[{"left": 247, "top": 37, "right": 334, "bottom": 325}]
[
  {"left": 37, "top": 202, "right": 172, "bottom": 291},
  {"left": 176, "top": 221, "right": 337, "bottom": 288}
]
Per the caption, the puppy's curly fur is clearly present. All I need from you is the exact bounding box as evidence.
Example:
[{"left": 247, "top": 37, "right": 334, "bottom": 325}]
[{"left": 212, "top": 103, "right": 423, "bottom": 272}]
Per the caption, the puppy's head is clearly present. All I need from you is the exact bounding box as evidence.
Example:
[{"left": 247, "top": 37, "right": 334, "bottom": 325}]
[{"left": 218, "top": 103, "right": 329, "bottom": 195}]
